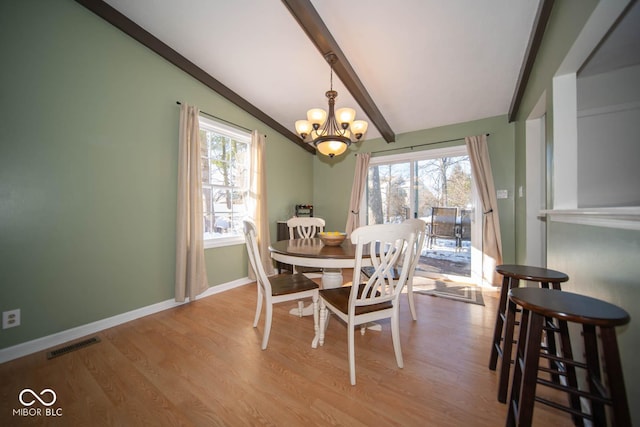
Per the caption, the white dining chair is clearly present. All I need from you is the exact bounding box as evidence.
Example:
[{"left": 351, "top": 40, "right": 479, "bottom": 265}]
[
  {"left": 243, "top": 219, "right": 319, "bottom": 350},
  {"left": 402, "top": 218, "right": 427, "bottom": 320},
  {"left": 287, "top": 217, "right": 325, "bottom": 316},
  {"left": 360, "top": 218, "right": 427, "bottom": 321},
  {"left": 317, "top": 222, "right": 417, "bottom": 385},
  {"left": 287, "top": 216, "right": 325, "bottom": 240}
]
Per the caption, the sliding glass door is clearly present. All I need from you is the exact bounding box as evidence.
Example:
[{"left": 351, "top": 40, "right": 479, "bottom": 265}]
[{"left": 361, "top": 145, "right": 481, "bottom": 283}]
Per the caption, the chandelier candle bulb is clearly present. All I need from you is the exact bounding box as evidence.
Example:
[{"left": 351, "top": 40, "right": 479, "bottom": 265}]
[
  {"left": 295, "top": 120, "right": 312, "bottom": 138},
  {"left": 336, "top": 107, "right": 355, "bottom": 126},
  {"left": 307, "top": 109, "right": 327, "bottom": 127},
  {"left": 351, "top": 120, "right": 368, "bottom": 139}
]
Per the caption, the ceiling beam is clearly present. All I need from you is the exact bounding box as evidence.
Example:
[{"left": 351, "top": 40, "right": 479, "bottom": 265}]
[
  {"left": 508, "top": 0, "right": 555, "bottom": 122},
  {"left": 281, "top": 0, "right": 396, "bottom": 143},
  {"left": 74, "top": 0, "right": 314, "bottom": 154}
]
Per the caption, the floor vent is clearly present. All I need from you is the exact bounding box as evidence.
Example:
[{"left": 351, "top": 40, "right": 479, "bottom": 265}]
[{"left": 47, "top": 336, "right": 101, "bottom": 359}]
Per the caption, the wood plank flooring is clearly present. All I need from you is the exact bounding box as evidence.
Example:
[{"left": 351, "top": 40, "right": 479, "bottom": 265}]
[{"left": 0, "top": 273, "right": 573, "bottom": 426}]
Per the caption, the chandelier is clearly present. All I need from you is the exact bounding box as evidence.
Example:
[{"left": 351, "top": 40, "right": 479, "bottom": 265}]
[{"left": 295, "top": 53, "right": 368, "bottom": 158}]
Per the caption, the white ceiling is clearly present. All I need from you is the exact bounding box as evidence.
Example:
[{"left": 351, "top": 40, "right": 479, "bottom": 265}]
[{"left": 103, "top": 0, "right": 542, "bottom": 142}]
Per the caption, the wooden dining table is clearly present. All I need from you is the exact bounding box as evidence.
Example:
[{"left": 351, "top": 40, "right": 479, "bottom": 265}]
[
  {"left": 269, "top": 237, "right": 372, "bottom": 288},
  {"left": 269, "top": 237, "right": 373, "bottom": 317}
]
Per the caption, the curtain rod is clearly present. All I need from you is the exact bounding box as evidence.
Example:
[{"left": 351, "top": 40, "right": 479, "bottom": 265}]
[
  {"left": 176, "top": 101, "right": 252, "bottom": 133},
  {"left": 368, "top": 133, "right": 490, "bottom": 155}
]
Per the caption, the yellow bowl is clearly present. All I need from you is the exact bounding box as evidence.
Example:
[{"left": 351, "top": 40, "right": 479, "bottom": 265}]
[{"left": 318, "top": 232, "right": 346, "bottom": 246}]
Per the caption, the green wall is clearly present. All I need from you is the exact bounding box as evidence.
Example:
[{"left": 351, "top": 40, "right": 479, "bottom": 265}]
[
  {"left": 313, "top": 115, "right": 517, "bottom": 265},
  {"left": 3, "top": 4, "right": 636, "bottom": 421},
  {"left": 512, "top": 0, "right": 639, "bottom": 422},
  {"left": 0, "top": 0, "right": 313, "bottom": 349}
]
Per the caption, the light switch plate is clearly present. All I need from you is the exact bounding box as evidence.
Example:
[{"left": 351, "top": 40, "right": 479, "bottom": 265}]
[{"left": 496, "top": 189, "right": 508, "bottom": 199}]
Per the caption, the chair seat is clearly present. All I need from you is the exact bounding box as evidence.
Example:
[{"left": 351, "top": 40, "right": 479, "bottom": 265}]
[
  {"left": 269, "top": 273, "right": 319, "bottom": 296},
  {"left": 320, "top": 284, "right": 392, "bottom": 315}
]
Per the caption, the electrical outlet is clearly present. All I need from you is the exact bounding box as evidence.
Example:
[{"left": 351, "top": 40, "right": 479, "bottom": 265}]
[{"left": 2, "top": 309, "right": 21, "bottom": 329}]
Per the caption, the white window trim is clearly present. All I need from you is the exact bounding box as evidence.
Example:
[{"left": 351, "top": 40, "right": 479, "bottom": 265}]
[
  {"left": 199, "top": 115, "right": 251, "bottom": 248},
  {"left": 204, "top": 234, "right": 245, "bottom": 249}
]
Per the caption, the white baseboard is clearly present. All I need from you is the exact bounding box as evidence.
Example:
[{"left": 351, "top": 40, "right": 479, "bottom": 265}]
[{"left": 0, "top": 278, "right": 252, "bottom": 364}]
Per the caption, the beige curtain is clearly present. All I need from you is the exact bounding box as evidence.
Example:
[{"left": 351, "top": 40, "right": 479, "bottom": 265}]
[
  {"left": 175, "top": 103, "right": 208, "bottom": 302},
  {"left": 345, "top": 153, "right": 371, "bottom": 236},
  {"left": 465, "top": 135, "right": 503, "bottom": 285},
  {"left": 248, "top": 130, "right": 274, "bottom": 279}
]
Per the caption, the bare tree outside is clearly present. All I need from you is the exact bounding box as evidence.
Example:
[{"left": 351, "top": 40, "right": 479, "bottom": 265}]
[
  {"left": 201, "top": 129, "right": 248, "bottom": 236},
  {"left": 366, "top": 155, "right": 471, "bottom": 223},
  {"left": 365, "top": 152, "right": 473, "bottom": 278},
  {"left": 417, "top": 156, "right": 469, "bottom": 208},
  {"left": 368, "top": 165, "right": 384, "bottom": 224},
  {"left": 446, "top": 163, "right": 472, "bottom": 208},
  {"left": 367, "top": 162, "right": 410, "bottom": 224}
]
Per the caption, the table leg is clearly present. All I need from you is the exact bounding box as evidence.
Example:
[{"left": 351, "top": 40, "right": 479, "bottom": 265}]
[{"left": 321, "top": 268, "right": 343, "bottom": 288}]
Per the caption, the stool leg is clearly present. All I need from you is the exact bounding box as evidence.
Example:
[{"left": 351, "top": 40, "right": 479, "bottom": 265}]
[
  {"left": 557, "top": 319, "right": 583, "bottom": 426},
  {"left": 599, "top": 327, "right": 631, "bottom": 427},
  {"left": 490, "top": 275, "right": 511, "bottom": 370},
  {"left": 583, "top": 324, "right": 606, "bottom": 426},
  {"left": 543, "top": 316, "right": 561, "bottom": 384},
  {"left": 490, "top": 276, "right": 518, "bottom": 370},
  {"left": 507, "top": 308, "right": 543, "bottom": 427},
  {"left": 498, "top": 294, "right": 518, "bottom": 402},
  {"left": 541, "top": 280, "right": 561, "bottom": 385},
  {"left": 506, "top": 305, "right": 529, "bottom": 427}
]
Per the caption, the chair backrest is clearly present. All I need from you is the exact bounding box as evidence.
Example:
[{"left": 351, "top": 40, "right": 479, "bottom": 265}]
[
  {"left": 403, "top": 218, "right": 427, "bottom": 273},
  {"left": 350, "top": 223, "right": 417, "bottom": 310},
  {"left": 430, "top": 207, "right": 457, "bottom": 238},
  {"left": 287, "top": 217, "right": 325, "bottom": 239},
  {"left": 243, "top": 219, "right": 271, "bottom": 295},
  {"left": 459, "top": 209, "right": 472, "bottom": 241}
]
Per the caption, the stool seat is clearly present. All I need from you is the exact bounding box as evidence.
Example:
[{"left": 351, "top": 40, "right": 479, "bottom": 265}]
[
  {"left": 510, "top": 287, "right": 630, "bottom": 327},
  {"left": 490, "top": 264, "right": 570, "bottom": 403},
  {"left": 496, "top": 265, "right": 569, "bottom": 284},
  {"left": 506, "top": 287, "right": 631, "bottom": 427}
]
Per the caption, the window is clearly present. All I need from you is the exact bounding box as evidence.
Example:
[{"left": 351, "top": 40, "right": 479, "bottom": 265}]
[
  {"left": 363, "top": 146, "right": 472, "bottom": 225},
  {"left": 361, "top": 145, "right": 482, "bottom": 283},
  {"left": 199, "top": 116, "right": 251, "bottom": 248}
]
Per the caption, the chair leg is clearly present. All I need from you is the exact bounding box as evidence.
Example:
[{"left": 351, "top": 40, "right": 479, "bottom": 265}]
[
  {"left": 253, "top": 287, "right": 263, "bottom": 328},
  {"left": 348, "top": 322, "right": 356, "bottom": 385},
  {"left": 407, "top": 280, "right": 417, "bottom": 321},
  {"left": 319, "top": 301, "right": 327, "bottom": 346},
  {"left": 297, "top": 300, "right": 304, "bottom": 318},
  {"left": 261, "top": 304, "right": 273, "bottom": 350},
  {"left": 391, "top": 309, "right": 404, "bottom": 369},
  {"left": 311, "top": 294, "right": 319, "bottom": 348}
]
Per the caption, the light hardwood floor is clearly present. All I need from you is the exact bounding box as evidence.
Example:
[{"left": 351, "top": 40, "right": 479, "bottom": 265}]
[{"left": 1, "top": 273, "right": 573, "bottom": 426}]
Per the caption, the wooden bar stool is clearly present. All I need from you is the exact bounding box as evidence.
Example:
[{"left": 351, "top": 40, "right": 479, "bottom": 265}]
[
  {"left": 506, "top": 287, "right": 631, "bottom": 427},
  {"left": 490, "top": 264, "right": 570, "bottom": 403}
]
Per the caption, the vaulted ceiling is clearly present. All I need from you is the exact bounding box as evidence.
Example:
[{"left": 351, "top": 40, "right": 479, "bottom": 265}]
[{"left": 91, "top": 0, "right": 545, "bottom": 152}]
